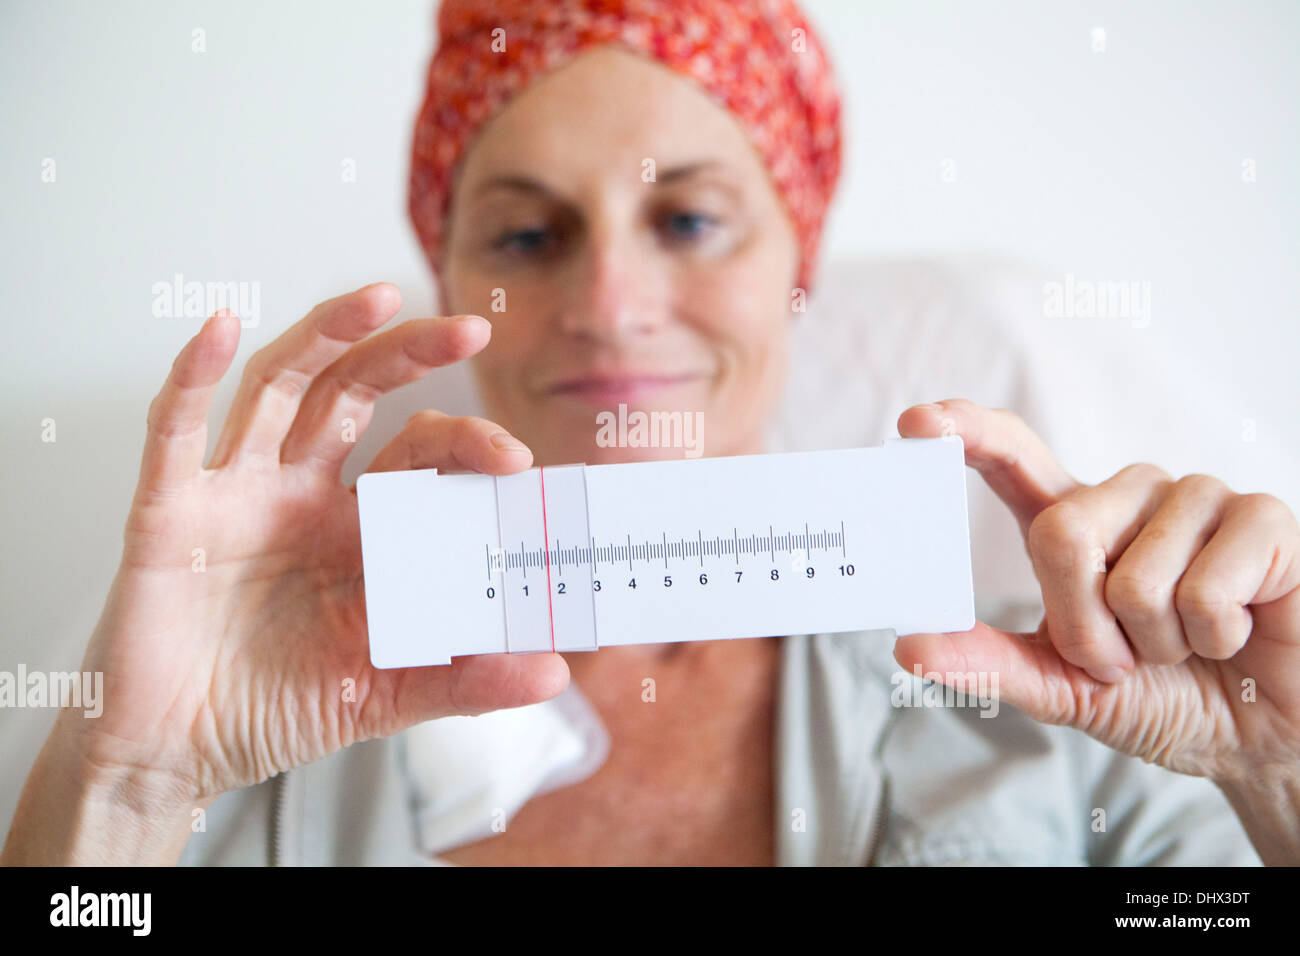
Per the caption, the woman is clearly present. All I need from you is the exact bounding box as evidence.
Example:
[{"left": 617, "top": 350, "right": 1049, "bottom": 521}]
[{"left": 4, "top": 0, "right": 1298, "bottom": 866}]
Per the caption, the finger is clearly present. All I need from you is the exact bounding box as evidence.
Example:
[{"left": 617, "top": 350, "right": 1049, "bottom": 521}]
[
  {"left": 898, "top": 399, "right": 1080, "bottom": 533},
  {"left": 1176, "top": 493, "right": 1300, "bottom": 660},
  {"left": 208, "top": 283, "right": 401, "bottom": 467},
  {"left": 280, "top": 315, "right": 493, "bottom": 471},
  {"left": 137, "top": 310, "right": 242, "bottom": 497},
  {"left": 894, "top": 621, "right": 1090, "bottom": 729},
  {"left": 1104, "top": 474, "right": 1231, "bottom": 665},
  {"left": 367, "top": 653, "right": 572, "bottom": 732},
  {"left": 1027, "top": 463, "right": 1171, "bottom": 681},
  {"left": 362, "top": 410, "right": 532, "bottom": 477},
  {"left": 400, "top": 655, "right": 569, "bottom": 723}
]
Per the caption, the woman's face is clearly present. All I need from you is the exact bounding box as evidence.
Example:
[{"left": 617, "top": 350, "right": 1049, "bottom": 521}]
[{"left": 438, "top": 44, "right": 799, "bottom": 467}]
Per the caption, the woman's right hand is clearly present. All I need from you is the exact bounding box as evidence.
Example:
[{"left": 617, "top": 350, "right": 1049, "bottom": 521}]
[{"left": 1, "top": 283, "right": 569, "bottom": 864}]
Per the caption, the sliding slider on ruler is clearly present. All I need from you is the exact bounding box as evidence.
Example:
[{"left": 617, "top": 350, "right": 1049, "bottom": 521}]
[
  {"left": 356, "top": 438, "right": 976, "bottom": 668},
  {"left": 494, "top": 465, "right": 597, "bottom": 655}
]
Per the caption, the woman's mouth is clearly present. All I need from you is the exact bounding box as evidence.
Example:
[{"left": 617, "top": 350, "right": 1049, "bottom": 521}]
[{"left": 546, "top": 373, "right": 703, "bottom": 406}]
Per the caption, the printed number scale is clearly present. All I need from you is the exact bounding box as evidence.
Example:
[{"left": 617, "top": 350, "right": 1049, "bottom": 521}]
[{"left": 357, "top": 438, "right": 975, "bottom": 667}]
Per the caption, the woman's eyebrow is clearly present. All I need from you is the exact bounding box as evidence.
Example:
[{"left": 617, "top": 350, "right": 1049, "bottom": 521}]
[
  {"left": 656, "top": 160, "right": 724, "bottom": 184},
  {"left": 471, "top": 161, "right": 731, "bottom": 199},
  {"left": 472, "top": 175, "right": 554, "bottom": 200}
]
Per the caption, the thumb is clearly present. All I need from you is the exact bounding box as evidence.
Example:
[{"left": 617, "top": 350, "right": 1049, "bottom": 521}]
[
  {"left": 364, "top": 652, "right": 571, "bottom": 735},
  {"left": 893, "top": 621, "right": 1093, "bottom": 728}
]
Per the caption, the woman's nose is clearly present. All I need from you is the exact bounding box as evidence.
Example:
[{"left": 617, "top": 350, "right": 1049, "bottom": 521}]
[{"left": 558, "top": 235, "right": 669, "bottom": 342}]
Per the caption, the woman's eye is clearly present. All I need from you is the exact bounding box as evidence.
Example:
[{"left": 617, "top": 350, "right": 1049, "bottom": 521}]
[
  {"left": 660, "top": 211, "right": 718, "bottom": 242},
  {"left": 492, "top": 227, "right": 551, "bottom": 254}
]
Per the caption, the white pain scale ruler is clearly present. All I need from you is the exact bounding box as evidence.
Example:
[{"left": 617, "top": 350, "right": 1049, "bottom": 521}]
[{"left": 357, "top": 437, "right": 975, "bottom": 668}]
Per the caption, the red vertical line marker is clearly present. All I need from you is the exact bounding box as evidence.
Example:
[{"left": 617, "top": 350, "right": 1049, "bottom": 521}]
[{"left": 539, "top": 466, "right": 556, "bottom": 653}]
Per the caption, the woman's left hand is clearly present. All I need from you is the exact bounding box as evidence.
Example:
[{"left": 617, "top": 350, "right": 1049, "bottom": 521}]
[{"left": 895, "top": 399, "right": 1300, "bottom": 794}]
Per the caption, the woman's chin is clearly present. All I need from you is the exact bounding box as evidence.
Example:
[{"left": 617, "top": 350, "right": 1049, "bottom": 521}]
[
  {"left": 532, "top": 431, "right": 718, "bottom": 467},
  {"left": 524, "top": 394, "right": 716, "bottom": 465},
  {"left": 587, "top": 443, "right": 708, "bottom": 465}
]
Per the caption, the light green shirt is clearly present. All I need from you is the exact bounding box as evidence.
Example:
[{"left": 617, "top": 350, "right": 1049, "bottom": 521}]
[{"left": 178, "top": 627, "right": 1259, "bottom": 866}]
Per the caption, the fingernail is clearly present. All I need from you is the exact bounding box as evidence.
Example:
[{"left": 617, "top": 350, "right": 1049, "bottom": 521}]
[
  {"left": 1085, "top": 665, "right": 1128, "bottom": 684},
  {"left": 490, "top": 431, "right": 527, "bottom": 451},
  {"left": 915, "top": 403, "right": 944, "bottom": 412}
]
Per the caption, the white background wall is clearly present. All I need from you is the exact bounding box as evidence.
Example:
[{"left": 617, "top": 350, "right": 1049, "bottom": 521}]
[{"left": 1, "top": 0, "right": 1297, "bottom": 820}]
